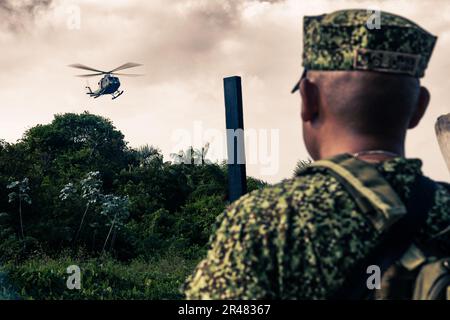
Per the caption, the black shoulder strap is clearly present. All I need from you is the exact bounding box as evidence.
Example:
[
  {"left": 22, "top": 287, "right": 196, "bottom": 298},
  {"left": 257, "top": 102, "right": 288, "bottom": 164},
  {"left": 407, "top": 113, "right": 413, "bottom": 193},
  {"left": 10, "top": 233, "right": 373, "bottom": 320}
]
[{"left": 334, "top": 175, "right": 437, "bottom": 299}]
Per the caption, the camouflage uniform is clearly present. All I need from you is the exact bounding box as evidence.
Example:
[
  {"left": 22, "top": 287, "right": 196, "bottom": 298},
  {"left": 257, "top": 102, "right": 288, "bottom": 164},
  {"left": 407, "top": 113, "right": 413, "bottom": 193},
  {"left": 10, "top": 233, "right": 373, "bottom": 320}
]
[
  {"left": 184, "top": 158, "right": 450, "bottom": 299},
  {"left": 184, "top": 10, "right": 448, "bottom": 299}
]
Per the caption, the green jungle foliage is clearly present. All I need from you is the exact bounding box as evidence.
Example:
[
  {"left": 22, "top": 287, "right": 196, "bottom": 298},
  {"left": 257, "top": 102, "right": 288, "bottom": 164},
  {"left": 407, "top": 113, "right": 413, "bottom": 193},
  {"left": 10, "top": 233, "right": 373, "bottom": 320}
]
[{"left": 0, "top": 112, "right": 267, "bottom": 300}]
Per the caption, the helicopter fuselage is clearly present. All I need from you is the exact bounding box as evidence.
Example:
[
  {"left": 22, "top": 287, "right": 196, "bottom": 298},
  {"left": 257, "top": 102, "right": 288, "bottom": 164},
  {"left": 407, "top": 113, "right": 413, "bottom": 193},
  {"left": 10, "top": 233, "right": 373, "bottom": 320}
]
[
  {"left": 98, "top": 75, "right": 121, "bottom": 94},
  {"left": 86, "top": 74, "right": 123, "bottom": 99}
]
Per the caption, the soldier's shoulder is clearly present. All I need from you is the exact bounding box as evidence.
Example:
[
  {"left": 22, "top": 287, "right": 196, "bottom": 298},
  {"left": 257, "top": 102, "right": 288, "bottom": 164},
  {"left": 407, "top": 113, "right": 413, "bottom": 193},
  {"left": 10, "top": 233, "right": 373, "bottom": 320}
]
[
  {"left": 227, "top": 169, "right": 350, "bottom": 222},
  {"left": 436, "top": 181, "right": 450, "bottom": 192},
  {"left": 428, "top": 179, "right": 450, "bottom": 214}
]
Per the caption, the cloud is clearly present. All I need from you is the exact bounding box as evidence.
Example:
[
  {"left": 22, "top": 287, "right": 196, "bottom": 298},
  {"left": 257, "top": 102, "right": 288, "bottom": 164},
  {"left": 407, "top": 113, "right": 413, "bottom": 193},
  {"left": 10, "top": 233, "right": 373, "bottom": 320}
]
[
  {"left": 0, "top": 0, "right": 448, "bottom": 182},
  {"left": 0, "top": 0, "right": 53, "bottom": 31}
]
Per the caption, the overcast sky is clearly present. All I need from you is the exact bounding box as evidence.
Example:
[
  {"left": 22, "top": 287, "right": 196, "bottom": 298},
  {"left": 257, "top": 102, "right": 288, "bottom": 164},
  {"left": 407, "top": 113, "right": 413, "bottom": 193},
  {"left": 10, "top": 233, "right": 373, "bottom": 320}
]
[{"left": 0, "top": 0, "right": 449, "bottom": 183}]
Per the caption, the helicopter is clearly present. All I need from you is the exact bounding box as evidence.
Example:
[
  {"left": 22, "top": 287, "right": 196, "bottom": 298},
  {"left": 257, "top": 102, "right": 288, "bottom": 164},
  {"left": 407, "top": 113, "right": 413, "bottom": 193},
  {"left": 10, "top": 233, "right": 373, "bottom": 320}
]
[{"left": 69, "top": 62, "right": 143, "bottom": 100}]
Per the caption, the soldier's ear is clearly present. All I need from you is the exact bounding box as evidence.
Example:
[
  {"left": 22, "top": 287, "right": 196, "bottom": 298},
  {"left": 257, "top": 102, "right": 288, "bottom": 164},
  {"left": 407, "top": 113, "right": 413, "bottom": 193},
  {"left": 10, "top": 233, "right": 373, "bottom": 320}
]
[
  {"left": 300, "top": 78, "right": 319, "bottom": 122},
  {"left": 408, "top": 86, "right": 430, "bottom": 129}
]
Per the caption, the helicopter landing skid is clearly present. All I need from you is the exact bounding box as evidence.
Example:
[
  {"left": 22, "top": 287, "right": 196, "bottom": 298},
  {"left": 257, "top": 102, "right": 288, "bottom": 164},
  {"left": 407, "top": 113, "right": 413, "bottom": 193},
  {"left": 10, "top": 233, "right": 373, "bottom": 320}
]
[{"left": 112, "top": 91, "right": 124, "bottom": 100}]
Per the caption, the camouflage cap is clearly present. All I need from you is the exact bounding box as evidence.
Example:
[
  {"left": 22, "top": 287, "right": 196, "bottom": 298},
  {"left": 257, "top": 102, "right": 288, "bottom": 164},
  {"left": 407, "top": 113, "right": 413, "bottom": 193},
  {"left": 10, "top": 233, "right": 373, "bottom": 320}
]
[{"left": 292, "top": 9, "right": 437, "bottom": 93}]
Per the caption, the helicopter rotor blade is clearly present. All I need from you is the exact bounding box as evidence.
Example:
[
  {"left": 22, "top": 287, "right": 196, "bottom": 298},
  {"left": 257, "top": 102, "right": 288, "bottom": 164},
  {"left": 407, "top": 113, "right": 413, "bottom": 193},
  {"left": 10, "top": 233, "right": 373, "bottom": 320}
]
[
  {"left": 69, "top": 64, "right": 106, "bottom": 74},
  {"left": 111, "top": 73, "right": 145, "bottom": 77},
  {"left": 75, "top": 73, "right": 104, "bottom": 78},
  {"left": 108, "top": 62, "right": 142, "bottom": 73}
]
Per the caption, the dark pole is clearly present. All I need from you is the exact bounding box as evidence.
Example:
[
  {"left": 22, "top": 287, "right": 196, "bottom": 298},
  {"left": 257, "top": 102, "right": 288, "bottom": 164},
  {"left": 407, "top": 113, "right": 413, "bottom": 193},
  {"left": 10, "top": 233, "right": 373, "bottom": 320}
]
[{"left": 224, "top": 76, "right": 247, "bottom": 202}]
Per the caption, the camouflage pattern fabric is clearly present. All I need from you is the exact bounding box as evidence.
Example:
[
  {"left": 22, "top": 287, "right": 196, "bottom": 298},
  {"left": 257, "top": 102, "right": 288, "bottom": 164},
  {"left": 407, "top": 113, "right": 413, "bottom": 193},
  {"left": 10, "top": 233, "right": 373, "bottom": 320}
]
[
  {"left": 183, "top": 157, "right": 450, "bottom": 299},
  {"left": 302, "top": 9, "right": 437, "bottom": 78}
]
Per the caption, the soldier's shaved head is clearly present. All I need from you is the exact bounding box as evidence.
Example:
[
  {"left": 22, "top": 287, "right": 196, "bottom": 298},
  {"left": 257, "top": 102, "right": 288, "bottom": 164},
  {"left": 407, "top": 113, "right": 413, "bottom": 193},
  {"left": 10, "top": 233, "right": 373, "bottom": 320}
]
[
  {"left": 299, "top": 70, "right": 430, "bottom": 160},
  {"left": 295, "top": 9, "right": 436, "bottom": 161},
  {"left": 312, "top": 71, "right": 421, "bottom": 135}
]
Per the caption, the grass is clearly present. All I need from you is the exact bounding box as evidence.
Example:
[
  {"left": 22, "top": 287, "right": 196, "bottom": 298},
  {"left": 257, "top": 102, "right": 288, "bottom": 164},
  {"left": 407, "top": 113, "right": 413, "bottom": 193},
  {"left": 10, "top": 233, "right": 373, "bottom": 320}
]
[{"left": 0, "top": 251, "right": 200, "bottom": 300}]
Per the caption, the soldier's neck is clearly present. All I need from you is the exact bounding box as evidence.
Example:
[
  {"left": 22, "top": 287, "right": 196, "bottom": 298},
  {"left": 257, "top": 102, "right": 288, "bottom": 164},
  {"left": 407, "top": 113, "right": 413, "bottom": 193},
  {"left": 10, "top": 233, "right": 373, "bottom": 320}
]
[{"left": 318, "top": 134, "right": 406, "bottom": 162}]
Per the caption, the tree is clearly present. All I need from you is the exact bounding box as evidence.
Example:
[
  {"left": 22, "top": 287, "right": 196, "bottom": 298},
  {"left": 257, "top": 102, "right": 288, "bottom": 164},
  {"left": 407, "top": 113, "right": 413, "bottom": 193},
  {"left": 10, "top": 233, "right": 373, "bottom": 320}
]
[
  {"left": 60, "top": 171, "right": 102, "bottom": 244},
  {"left": 20, "top": 112, "right": 130, "bottom": 188},
  {"left": 0, "top": 139, "right": 7, "bottom": 150},
  {"left": 100, "top": 195, "right": 130, "bottom": 252},
  {"left": 135, "top": 145, "right": 163, "bottom": 167},
  {"left": 7, "top": 178, "right": 31, "bottom": 240},
  {"left": 170, "top": 143, "right": 211, "bottom": 165}
]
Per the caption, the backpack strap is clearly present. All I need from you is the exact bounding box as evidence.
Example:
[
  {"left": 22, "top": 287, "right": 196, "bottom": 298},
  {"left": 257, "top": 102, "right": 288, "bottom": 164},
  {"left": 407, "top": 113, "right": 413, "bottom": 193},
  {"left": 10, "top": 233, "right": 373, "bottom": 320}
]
[
  {"left": 357, "top": 175, "right": 437, "bottom": 299},
  {"left": 308, "top": 153, "right": 407, "bottom": 232},
  {"left": 302, "top": 154, "right": 437, "bottom": 299}
]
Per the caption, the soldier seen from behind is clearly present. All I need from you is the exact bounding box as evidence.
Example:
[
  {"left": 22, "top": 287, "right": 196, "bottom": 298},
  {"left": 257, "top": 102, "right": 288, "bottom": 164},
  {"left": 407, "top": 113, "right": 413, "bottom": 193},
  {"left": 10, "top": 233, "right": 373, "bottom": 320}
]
[{"left": 184, "top": 9, "right": 450, "bottom": 300}]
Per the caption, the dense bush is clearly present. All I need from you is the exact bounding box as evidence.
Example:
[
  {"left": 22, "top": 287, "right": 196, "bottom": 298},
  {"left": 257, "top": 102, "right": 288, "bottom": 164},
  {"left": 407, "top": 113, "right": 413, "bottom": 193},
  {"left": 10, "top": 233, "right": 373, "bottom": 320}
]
[{"left": 0, "top": 112, "right": 267, "bottom": 299}]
